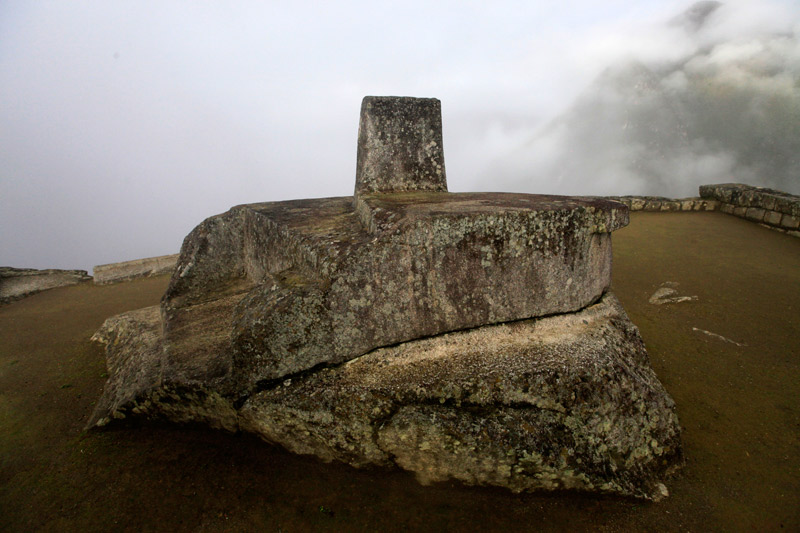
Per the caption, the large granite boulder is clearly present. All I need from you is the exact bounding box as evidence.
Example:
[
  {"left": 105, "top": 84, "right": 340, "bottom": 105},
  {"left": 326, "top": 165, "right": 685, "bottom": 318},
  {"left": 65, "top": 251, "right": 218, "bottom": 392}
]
[{"left": 88, "top": 96, "right": 682, "bottom": 500}]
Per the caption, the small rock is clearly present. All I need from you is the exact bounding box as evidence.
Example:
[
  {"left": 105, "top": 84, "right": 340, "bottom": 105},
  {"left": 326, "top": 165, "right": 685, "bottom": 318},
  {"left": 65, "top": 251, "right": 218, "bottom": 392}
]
[{"left": 649, "top": 282, "right": 698, "bottom": 305}]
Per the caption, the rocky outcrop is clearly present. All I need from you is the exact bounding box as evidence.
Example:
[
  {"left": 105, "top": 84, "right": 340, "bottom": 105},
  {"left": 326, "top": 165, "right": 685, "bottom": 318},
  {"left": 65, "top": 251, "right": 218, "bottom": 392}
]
[
  {"left": 0, "top": 267, "right": 92, "bottom": 304},
  {"left": 89, "top": 96, "right": 682, "bottom": 500}
]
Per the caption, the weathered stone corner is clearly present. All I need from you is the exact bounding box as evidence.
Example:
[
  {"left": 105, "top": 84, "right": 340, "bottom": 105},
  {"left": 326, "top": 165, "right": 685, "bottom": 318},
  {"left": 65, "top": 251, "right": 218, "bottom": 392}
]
[{"left": 355, "top": 96, "right": 447, "bottom": 196}]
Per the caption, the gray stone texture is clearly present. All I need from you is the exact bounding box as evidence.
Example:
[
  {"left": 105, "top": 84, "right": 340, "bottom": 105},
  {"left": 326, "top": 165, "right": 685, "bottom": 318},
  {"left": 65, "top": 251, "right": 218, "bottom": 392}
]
[
  {"left": 602, "top": 185, "right": 798, "bottom": 238},
  {"left": 606, "top": 196, "right": 718, "bottom": 213},
  {"left": 630, "top": 198, "right": 646, "bottom": 211},
  {"left": 745, "top": 207, "right": 766, "bottom": 222}
]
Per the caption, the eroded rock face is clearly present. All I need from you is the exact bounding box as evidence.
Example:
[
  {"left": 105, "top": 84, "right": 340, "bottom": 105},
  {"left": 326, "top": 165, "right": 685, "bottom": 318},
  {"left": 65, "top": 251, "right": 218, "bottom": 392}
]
[{"left": 88, "top": 96, "right": 682, "bottom": 500}]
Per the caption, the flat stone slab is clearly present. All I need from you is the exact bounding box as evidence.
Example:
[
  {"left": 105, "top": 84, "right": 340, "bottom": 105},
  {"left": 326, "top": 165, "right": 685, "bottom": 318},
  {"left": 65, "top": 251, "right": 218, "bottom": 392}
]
[{"left": 161, "top": 192, "right": 628, "bottom": 393}]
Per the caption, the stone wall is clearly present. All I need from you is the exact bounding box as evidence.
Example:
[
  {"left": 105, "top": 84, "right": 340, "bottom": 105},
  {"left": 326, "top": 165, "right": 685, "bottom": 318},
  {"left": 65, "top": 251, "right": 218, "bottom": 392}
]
[
  {"left": 93, "top": 254, "right": 179, "bottom": 285},
  {"left": 0, "top": 267, "right": 92, "bottom": 304},
  {"left": 605, "top": 183, "right": 800, "bottom": 238},
  {"left": 606, "top": 196, "right": 719, "bottom": 213},
  {"left": 699, "top": 183, "right": 800, "bottom": 235}
]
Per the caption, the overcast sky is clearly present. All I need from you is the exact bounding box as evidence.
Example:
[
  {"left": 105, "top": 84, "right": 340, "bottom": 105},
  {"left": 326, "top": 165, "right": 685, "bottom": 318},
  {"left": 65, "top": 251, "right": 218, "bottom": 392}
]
[{"left": 1, "top": 1, "right": 798, "bottom": 272}]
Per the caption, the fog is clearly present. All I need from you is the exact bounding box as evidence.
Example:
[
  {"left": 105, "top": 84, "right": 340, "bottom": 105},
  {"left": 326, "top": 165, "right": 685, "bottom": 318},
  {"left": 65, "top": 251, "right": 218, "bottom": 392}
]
[
  {"left": 1, "top": 1, "right": 798, "bottom": 272},
  {"left": 482, "top": 1, "right": 800, "bottom": 196}
]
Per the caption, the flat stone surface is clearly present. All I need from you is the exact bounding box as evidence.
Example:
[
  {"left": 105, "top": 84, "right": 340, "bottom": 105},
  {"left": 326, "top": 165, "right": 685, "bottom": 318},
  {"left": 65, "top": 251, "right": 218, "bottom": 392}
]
[
  {"left": 161, "top": 193, "right": 628, "bottom": 391},
  {"left": 88, "top": 305, "right": 239, "bottom": 431}
]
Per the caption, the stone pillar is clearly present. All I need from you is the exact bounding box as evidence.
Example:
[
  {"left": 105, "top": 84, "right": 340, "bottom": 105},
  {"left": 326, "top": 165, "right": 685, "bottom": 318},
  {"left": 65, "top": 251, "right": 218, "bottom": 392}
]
[{"left": 355, "top": 96, "right": 447, "bottom": 196}]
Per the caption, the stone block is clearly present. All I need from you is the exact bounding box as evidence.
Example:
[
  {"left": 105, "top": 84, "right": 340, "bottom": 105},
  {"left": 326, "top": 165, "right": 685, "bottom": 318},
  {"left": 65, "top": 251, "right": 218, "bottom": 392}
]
[
  {"left": 355, "top": 96, "right": 447, "bottom": 196},
  {"left": 698, "top": 184, "right": 717, "bottom": 199},
  {"left": 780, "top": 213, "right": 800, "bottom": 230},
  {"left": 773, "top": 196, "right": 800, "bottom": 218},
  {"left": 161, "top": 193, "right": 627, "bottom": 388},
  {"left": 763, "top": 210, "right": 783, "bottom": 226},
  {"left": 761, "top": 194, "right": 777, "bottom": 211},
  {"left": 701, "top": 183, "right": 800, "bottom": 218},
  {"left": 630, "top": 198, "right": 646, "bottom": 211},
  {"left": 733, "top": 206, "right": 747, "bottom": 217},
  {"left": 240, "top": 294, "right": 681, "bottom": 501},
  {"left": 745, "top": 207, "right": 766, "bottom": 222},
  {"left": 740, "top": 190, "right": 758, "bottom": 207},
  {"left": 720, "top": 203, "right": 735, "bottom": 214}
]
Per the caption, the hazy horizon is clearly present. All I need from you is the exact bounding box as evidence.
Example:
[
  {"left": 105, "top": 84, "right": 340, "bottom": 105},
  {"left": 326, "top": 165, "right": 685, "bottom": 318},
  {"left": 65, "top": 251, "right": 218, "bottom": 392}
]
[{"left": 2, "top": 1, "right": 798, "bottom": 272}]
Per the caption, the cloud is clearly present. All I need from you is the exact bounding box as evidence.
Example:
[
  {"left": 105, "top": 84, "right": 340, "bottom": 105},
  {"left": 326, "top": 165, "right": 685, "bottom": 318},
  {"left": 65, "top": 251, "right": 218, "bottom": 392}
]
[
  {"left": 1, "top": 1, "right": 798, "bottom": 270},
  {"left": 481, "top": 0, "right": 800, "bottom": 197}
]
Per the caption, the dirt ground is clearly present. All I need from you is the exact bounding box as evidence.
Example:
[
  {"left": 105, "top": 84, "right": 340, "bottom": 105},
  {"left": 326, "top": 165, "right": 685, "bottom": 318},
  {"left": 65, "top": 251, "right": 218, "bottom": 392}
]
[{"left": 1, "top": 211, "right": 798, "bottom": 532}]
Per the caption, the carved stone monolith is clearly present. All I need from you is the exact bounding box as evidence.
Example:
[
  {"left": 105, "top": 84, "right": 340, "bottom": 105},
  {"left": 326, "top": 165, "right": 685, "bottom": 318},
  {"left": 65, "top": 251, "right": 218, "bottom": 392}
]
[{"left": 89, "top": 96, "right": 682, "bottom": 500}]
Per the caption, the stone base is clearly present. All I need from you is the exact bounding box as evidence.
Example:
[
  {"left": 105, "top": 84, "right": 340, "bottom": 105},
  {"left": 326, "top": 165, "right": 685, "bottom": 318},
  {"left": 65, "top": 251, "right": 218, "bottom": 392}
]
[{"left": 89, "top": 292, "right": 682, "bottom": 501}]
